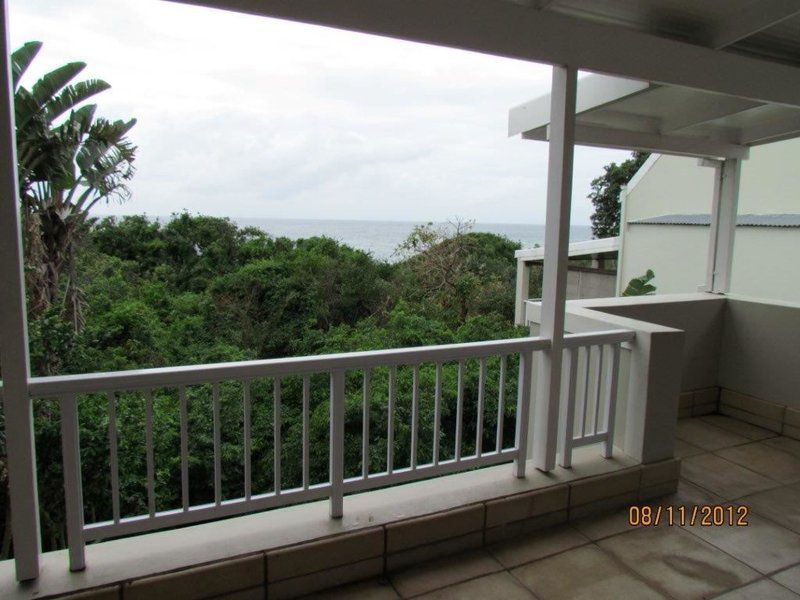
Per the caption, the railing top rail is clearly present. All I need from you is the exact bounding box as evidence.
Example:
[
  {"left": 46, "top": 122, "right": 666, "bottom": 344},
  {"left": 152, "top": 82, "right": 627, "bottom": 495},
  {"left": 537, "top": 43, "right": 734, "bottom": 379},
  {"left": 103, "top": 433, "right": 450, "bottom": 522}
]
[
  {"left": 24, "top": 329, "right": 634, "bottom": 397},
  {"left": 563, "top": 329, "right": 635, "bottom": 348},
  {"left": 27, "top": 335, "right": 552, "bottom": 397}
]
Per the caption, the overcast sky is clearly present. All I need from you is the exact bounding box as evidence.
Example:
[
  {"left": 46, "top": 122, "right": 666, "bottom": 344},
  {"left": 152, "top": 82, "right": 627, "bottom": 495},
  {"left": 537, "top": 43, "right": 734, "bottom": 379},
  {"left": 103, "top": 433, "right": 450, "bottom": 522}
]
[{"left": 10, "top": 0, "right": 632, "bottom": 225}]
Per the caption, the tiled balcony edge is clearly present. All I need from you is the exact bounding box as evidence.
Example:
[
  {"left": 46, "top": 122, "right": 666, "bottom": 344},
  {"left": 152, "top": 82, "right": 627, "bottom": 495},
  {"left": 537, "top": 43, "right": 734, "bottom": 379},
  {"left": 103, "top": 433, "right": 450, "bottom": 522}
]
[
  {"left": 677, "top": 386, "right": 720, "bottom": 419},
  {"left": 1, "top": 450, "right": 679, "bottom": 600},
  {"left": 679, "top": 386, "right": 800, "bottom": 440}
]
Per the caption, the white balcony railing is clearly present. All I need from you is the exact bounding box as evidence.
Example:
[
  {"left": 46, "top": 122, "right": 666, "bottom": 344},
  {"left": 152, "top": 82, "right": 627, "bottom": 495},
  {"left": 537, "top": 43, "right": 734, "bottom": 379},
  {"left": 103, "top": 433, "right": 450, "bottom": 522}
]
[
  {"left": 557, "top": 342, "right": 622, "bottom": 468},
  {"left": 26, "top": 329, "right": 634, "bottom": 572}
]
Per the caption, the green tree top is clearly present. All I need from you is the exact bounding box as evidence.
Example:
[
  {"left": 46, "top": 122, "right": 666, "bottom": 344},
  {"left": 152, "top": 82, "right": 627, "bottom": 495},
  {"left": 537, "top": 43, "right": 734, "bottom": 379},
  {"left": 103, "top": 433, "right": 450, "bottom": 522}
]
[
  {"left": 589, "top": 151, "right": 649, "bottom": 238},
  {"left": 13, "top": 40, "right": 137, "bottom": 331}
]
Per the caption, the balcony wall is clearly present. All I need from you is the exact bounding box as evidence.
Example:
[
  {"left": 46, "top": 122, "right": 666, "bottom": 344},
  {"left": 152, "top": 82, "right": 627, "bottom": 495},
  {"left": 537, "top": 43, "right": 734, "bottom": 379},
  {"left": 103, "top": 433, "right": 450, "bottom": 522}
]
[
  {"left": 525, "top": 292, "right": 800, "bottom": 442},
  {"left": 719, "top": 296, "right": 800, "bottom": 411}
]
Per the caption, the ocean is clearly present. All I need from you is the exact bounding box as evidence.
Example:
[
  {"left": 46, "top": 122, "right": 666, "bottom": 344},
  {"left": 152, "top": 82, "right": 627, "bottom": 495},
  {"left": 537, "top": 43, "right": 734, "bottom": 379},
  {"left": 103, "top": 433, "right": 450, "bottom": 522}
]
[{"left": 231, "top": 217, "right": 593, "bottom": 261}]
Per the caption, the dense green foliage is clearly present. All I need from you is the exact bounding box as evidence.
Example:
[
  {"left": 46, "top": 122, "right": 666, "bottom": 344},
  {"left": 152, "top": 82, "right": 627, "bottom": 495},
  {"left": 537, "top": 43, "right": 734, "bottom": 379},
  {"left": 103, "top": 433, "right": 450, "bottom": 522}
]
[
  {"left": 589, "top": 151, "right": 649, "bottom": 238},
  {"left": 623, "top": 269, "right": 657, "bottom": 296},
  {"left": 8, "top": 215, "right": 524, "bottom": 554}
]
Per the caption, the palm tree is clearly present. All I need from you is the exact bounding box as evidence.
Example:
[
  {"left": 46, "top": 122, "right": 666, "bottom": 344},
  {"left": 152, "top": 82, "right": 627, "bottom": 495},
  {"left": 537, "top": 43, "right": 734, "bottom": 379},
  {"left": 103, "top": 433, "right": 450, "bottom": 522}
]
[{"left": 13, "top": 41, "right": 137, "bottom": 330}]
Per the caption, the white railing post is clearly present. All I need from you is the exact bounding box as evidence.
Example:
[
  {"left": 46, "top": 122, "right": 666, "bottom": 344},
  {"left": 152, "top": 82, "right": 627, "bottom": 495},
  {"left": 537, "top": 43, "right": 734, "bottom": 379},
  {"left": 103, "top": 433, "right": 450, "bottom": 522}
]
[
  {"left": 513, "top": 350, "right": 534, "bottom": 477},
  {"left": 0, "top": 0, "right": 41, "bottom": 580},
  {"left": 533, "top": 64, "right": 577, "bottom": 472},
  {"left": 362, "top": 369, "right": 371, "bottom": 479},
  {"left": 60, "top": 395, "right": 86, "bottom": 571},
  {"left": 329, "top": 370, "right": 345, "bottom": 518},
  {"left": 557, "top": 347, "right": 578, "bottom": 468},
  {"left": 603, "top": 343, "right": 621, "bottom": 458},
  {"left": 514, "top": 259, "right": 531, "bottom": 326}
]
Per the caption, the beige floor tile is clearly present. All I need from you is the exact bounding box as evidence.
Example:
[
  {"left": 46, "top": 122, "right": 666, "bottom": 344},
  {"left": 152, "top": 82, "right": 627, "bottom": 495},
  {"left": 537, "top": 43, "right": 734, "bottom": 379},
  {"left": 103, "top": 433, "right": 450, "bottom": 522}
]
[
  {"left": 674, "top": 439, "right": 705, "bottom": 458},
  {"left": 653, "top": 479, "right": 724, "bottom": 508},
  {"left": 765, "top": 437, "right": 800, "bottom": 459},
  {"left": 740, "top": 483, "right": 800, "bottom": 533},
  {"left": 682, "top": 510, "right": 800, "bottom": 574},
  {"left": 701, "top": 415, "right": 778, "bottom": 441},
  {"left": 716, "top": 442, "right": 800, "bottom": 484},
  {"left": 597, "top": 526, "right": 758, "bottom": 600},
  {"left": 774, "top": 565, "right": 800, "bottom": 595},
  {"left": 388, "top": 548, "right": 502, "bottom": 598},
  {"left": 214, "top": 588, "right": 265, "bottom": 600},
  {"left": 676, "top": 419, "right": 750, "bottom": 451},
  {"left": 680, "top": 453, "right": 778, "bottom": 499},
  {"left": 488, "top": 524, "right": 589, "bottom": 568},
  {"left": 415, "top": 572, "right": 535, "bottom": 600},
  {"left": 308, "top": 579, "right": 400, "bottom": 599},
  {"left": 386, "top": 532, "right": 482, "bottom": 572},
  {"left": 715, "top": 578, "right": 800, "bottom": 599},
  {"left": 511, "top": 544, "right": 666, "bottom": 600},
  {"left": 571, "top": 508, "right": 638, "bottom": 541}
]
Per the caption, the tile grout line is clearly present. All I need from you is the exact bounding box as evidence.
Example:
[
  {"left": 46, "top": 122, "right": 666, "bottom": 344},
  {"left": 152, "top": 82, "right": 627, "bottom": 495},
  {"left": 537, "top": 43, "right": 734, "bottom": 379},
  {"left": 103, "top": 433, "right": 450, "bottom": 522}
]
[
  {"left": 706, "top": 448, "right": 796, "bottom": 487},
  {"left": 673, "top": 517, "right": 791, "bottom": 582},
  {"left": 678, "top": 411, "right": 777, "bottom": 445},
  {"left": 705, "top": 574, "right": 800, "bottom": 599},
  {"left": 399, "top": 556, "right": 506, "bottom": 599},
  {"left": 481, "top": 500, "right": 487, "bottom": 548},
  {"left": 739, "top": 500, "right": 800, "bottom": 537},
  {"left": 487, "top": 528, "right": 594, "bottom": 572},
  {"left": 696, "top": 409, "right": 781, "bottom": 437},
  {"left": 680, "top": 450, "right": 786, "bottom": 497},
  {"left": 711, "top": 437, "right": 800, "bottom": 470},
  {"left": 264, "top": 550, "right": 269, "bottom": 600},
  {"left": 677, "top": 473, "right": 798, "bottom": 525}
]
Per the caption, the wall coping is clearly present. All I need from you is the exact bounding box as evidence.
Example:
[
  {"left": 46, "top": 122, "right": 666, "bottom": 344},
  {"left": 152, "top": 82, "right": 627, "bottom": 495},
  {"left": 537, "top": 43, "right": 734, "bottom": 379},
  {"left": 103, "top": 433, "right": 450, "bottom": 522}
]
[{"left": 0, "top": 446, "right": 638, "bottom": 599}]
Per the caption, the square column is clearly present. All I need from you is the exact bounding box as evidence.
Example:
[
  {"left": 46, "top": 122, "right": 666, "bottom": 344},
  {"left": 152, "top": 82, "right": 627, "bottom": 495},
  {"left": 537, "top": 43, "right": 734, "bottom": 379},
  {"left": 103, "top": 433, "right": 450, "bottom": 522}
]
[
  {"left": 704, "top": 157, "right": 742, "bottom": 293},
  {"left": 0, "top": 0, "right": 42, "bottom": 581},
  {"left": 532, "top": 65, "right": 577, "bottom": 472}
]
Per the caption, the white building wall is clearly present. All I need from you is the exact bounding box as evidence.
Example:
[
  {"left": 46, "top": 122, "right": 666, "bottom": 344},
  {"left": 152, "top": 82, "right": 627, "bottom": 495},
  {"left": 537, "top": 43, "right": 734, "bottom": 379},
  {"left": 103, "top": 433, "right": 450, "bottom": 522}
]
[
  {"left": 623, "top": 154, "right": 715, "bottom": 222},
  {"left": 620, "top": 225, "right": 708, "bottom": 294},
  {"left": 730, "top": 228, "right": 800, "bottom": 300},
  {"left": 619, "top": 138, "right": 800, "bottom": 302},
  {"left": 738, "top": 138, "right": 800, "bottom": 213}
]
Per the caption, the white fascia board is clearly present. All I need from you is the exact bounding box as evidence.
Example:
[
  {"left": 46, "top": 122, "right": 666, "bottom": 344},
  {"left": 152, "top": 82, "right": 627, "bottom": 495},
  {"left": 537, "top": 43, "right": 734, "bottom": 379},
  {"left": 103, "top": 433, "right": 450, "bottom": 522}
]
[
  {"left": 515, "top": 236, "right": 620, "bottom": 261},
  {"left": 659, "top": 96, "right": 763, "bottom": 133},
  {"left": 508, "top": 74, "right": 650, "bottom": 137},
  {"left": 706, "top": 0, "right": 800, "bottom": 49},
  {"left": 740, "top": 113, "right": 800, "bottom": 146},
  {"left": 544, "top": 124, "right": 751, "bottom": 160},
  {"left": 171, "top": 0, "right": 800, "bottom": 107},
  {"left": 625, "top": 154, "right": 662, "bottom": 191}
]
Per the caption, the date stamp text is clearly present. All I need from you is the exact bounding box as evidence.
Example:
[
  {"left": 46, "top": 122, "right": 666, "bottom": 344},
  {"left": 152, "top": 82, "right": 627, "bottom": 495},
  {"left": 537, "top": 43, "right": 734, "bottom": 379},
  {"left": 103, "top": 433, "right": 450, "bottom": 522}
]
[{"left": 628, "top": 505, "right": 749, "bottom": 527}]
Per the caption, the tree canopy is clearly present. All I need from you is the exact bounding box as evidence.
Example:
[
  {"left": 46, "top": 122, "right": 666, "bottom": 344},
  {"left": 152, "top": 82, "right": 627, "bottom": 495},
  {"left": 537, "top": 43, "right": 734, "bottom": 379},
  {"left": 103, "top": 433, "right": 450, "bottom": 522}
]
[
  {"left": 589, "top": 151, "right": 649, "bottom": 238},
  {"left": 13, "top": 40, "right": 137, "bottom": 332}
]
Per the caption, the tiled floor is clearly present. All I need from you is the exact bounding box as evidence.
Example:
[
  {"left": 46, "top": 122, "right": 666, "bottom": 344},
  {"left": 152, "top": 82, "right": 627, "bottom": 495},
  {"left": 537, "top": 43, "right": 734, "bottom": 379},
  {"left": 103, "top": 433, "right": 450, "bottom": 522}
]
[{"left": 313, "top": 415, "right": 800, "bottom": 599}]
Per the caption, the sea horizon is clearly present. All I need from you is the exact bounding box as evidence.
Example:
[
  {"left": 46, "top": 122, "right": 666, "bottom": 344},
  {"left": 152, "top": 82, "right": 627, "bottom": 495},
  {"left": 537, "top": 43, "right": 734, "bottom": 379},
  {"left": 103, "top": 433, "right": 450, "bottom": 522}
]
[{"left": 102, "top": 214, "right": 594, "bottom": 261}]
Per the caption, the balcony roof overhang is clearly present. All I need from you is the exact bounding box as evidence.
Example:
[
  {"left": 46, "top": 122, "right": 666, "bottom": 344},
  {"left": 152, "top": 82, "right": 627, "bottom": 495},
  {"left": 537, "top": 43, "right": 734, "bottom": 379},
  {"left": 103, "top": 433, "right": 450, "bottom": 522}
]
[
  {"left": 508, "top": 73, "right": 800, "bottom": 159},
  {"left": 170, "top": 0, "right": 800, "bottom": 108}
]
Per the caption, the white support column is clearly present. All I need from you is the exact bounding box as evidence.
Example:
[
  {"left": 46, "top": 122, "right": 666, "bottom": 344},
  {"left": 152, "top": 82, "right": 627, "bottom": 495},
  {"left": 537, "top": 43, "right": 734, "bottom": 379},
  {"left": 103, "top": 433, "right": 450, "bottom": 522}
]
[
  {"left": 0, "top": 0, "right": 42, "bottom": 581},
  {"left": 703, "top": 157, "right": 742, "bottom": 293},
  {"left": 514, "top": 258, "right": 531, "bottom": 326},
  {"left": 532, "top": 65, "right": 577, "bottom": 472},
  {"left": 614, "top": 186, "right": 630, "bottom": 296}
]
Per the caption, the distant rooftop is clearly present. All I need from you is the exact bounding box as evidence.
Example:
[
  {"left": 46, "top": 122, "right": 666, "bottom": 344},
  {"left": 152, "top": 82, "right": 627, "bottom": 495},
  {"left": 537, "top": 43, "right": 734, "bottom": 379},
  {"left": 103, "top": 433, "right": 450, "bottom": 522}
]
[
  {"left": 629, "top": 213, "right": 800, "bottom": 227},
  {"left": 515, "top": 236, "right": 619, "bottom": 261}
]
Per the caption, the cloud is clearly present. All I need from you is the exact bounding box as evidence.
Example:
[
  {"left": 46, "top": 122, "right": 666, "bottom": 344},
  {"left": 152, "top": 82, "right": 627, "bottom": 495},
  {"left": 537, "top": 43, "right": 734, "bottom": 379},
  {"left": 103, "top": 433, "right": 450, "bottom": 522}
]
[{"left": 10, "top": 0, "right": 633, "bottom": 224}]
